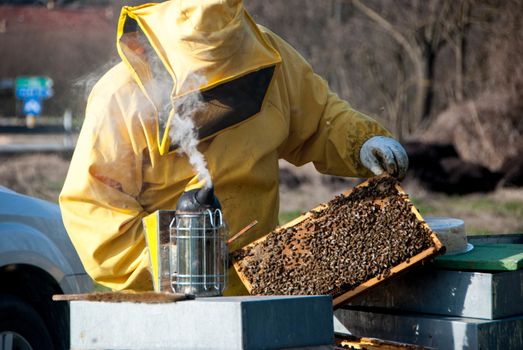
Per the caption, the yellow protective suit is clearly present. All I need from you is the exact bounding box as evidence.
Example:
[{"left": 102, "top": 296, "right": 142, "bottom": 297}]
[{"left": 59, "top": 0, "right": 391, "bottom": 293}]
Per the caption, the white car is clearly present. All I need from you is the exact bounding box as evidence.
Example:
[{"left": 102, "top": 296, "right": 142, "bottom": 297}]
[{"left": 0, "top": 187, "right": 92, "bottom": 350}]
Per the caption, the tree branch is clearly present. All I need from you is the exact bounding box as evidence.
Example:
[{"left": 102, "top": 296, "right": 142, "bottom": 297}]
[{"left": 351, "top": 0, "right": 426, "bottom": 129}]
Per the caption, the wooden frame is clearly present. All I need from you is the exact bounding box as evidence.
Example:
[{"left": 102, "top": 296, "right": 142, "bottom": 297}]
[
  {"left": 52, "top": 291, "right": 189, "bottom": 303},
  {"left": 232, "top": 177, "right": 444, "bottom": 309}
]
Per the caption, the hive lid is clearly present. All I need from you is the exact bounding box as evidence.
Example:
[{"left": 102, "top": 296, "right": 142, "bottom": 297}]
[{"left": 435, "top": 243, "right": 523, "bottom": 271}]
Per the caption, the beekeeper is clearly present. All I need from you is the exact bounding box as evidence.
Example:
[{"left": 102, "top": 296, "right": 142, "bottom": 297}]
[{"left": 60, "top": 0, "right": 408, "bottom": 294}]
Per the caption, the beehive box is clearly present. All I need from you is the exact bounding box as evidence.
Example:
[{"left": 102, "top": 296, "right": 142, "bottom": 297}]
[{"left": 232, "top": 176, "right": 444, "bottom": 308}]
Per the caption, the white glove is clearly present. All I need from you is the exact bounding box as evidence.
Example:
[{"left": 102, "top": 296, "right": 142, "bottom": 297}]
[{"left": 360, "top": 136, "right": 409, "bottom": 179}]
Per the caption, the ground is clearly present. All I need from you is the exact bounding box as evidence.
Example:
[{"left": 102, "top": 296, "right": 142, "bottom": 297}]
[{"left": 1, "top": 153, "right": 522, "bottom": 235}]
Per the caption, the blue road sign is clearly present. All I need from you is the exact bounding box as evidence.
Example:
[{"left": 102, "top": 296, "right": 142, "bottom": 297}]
[{"left": 23, "top": 98, "right": 42, "bottom": 116}]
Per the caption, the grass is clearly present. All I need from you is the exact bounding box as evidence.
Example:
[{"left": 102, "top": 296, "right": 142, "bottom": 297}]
[
  {"left": 410, "top": 194, "right": 523, "bottom": 234},
  {"left": 45, "top": 179, "right": 65, "bottom": 192},
  {"left": 469, "top": 198, "right": 523, "bottom": 216},
  {"left": 92, "top": 282, "right": 112, "bottom": 292},
  {"left": 413, "top": 196, "right": 523, "bottom": 216},
  {"left": 409, "top": 197, "right": 437, "bottom": 215},
  {"left": 279, "top": 193, "right": 523, "bottom": 235},
  {"left": 278, "top": 210, "right": 302, "bottom": 225}
]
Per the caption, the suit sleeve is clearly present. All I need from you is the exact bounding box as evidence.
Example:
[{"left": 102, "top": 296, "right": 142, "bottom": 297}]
[
  {"left": 59, "top": 84, "right": 152, "bottom": 291},
  {"left": 272, "top": 33, "right": 392, "bottom": 177}
]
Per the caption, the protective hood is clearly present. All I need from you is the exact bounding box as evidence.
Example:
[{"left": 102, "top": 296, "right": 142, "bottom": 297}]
[{"left": 117, "top": 0, "right": 281, "bottom": 155}]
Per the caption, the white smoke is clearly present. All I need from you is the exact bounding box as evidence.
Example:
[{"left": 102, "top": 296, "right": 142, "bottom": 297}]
[
  {"left": 74, "top": 58, "right": 120, "bottom": 102},
  {"left": 112, "top": 31, "right": 214, "bottom": 189},
  {"left": 133, "top": 29, "right": 212, "bottom": 189},
  {"left": 169, "top": 76, "right": 213, "bottom": 189}
]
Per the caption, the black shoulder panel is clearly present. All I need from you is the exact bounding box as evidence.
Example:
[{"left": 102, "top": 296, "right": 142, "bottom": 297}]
[{"left": 170, "top": 66, "right": 275, "bottom": 151}]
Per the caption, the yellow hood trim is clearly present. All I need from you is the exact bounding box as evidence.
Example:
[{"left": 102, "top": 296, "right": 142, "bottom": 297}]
[{"left": 116, "top": 0, "right": 282, "bottom": 155}]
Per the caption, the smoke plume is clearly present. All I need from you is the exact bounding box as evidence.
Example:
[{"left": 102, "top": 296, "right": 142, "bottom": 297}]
[{"left": 169, "top": 76, "right": 213, "bottom": 189}]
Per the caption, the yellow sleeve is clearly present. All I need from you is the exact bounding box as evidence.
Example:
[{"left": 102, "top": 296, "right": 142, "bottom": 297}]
[
  {"left": 59, "top": 78, "right": 152, "bottom": 291},
  {"left": 271, "top": 33, "right": 392, "bottom": 177}
]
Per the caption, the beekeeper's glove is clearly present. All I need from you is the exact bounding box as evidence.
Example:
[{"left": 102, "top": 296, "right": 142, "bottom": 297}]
[{"left": 360, "top": 136, "right": 409, "bottom": 180}]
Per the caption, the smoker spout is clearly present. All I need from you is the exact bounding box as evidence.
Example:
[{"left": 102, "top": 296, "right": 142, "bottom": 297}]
[
  {"left": 176, "top": 186, "right": 221, "bottom": 212},
  {"left": 196, "top": 186, "right": 215, "bottom": 207}
]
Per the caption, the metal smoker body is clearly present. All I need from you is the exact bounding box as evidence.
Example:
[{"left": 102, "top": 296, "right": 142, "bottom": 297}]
[{"left": 170, "top": 187, "right": 228, "bottom": 296}]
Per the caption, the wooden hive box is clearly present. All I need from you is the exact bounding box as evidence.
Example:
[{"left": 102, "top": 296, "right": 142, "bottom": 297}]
[{"left": 232, "top": 176, "right": 444, "bottom": 308}]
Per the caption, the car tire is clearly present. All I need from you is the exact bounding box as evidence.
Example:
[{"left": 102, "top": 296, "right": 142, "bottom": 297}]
[{"left": 0, "top": 294, "right": 54, "bottom": 350}]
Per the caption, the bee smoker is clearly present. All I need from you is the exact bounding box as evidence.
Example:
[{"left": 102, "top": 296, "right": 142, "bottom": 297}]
[{"left": 169, "top": 186, "right": 228, "bottom": 296}]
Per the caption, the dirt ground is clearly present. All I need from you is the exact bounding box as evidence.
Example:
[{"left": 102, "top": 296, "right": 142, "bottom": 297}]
[{"left": 1, "top": 154, "right": 522, "bottom": 235}]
